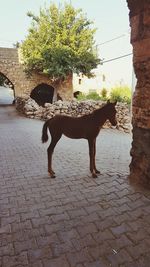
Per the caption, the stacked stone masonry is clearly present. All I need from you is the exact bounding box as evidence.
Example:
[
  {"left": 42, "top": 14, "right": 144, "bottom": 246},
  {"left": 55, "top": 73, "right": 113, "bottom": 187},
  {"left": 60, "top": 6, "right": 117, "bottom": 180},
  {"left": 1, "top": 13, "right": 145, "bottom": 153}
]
[
  {"left": 127, "top": 0, "right": 150, "bottom": 187},
  {"left": 0, "top": 47, "right": 73, "bottom": 100},
  {"left": 15, "top": 97, "right": 131, "bottom": 133}
]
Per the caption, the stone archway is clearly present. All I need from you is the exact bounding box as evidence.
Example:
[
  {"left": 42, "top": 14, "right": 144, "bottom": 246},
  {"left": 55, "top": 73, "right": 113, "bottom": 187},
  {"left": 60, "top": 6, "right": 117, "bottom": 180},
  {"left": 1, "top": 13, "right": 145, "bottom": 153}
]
[
  {"left": 0, "top": 48, "right": 73, "bottom": 101},
  {"left": 0, "top": 72, "right": 15, "bottom": 105},
  {"left": 127, "top": 0, "right": 150, "bottom": 187},
  {"left": 30, "top": 83, "right": 55, "bottom": 106}
]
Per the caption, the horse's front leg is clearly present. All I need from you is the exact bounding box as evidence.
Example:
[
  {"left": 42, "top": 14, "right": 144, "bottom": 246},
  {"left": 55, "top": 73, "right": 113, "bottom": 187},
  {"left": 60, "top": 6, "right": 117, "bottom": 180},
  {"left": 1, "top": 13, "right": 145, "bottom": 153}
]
[
  {"left": 93, "top": 138, "right": 101, "bottom": 175},
  {"left": 88, "top": 139, "right": 97, "bottom": 178}
]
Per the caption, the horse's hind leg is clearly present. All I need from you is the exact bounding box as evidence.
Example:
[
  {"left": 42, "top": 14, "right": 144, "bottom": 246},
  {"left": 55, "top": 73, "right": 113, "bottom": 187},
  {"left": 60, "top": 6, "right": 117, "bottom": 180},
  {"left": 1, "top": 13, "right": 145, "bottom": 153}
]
[
  {"left": 47, "top": 133, "right": 61, "bottom": 178},
  {"left": 93, "top": 139, "right": 100, "bottom": 174}
]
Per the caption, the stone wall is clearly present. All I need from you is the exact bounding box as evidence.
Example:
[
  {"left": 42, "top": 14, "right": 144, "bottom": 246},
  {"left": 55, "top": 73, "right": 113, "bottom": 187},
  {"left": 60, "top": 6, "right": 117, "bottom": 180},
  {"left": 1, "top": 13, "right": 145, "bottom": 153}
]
[
  {"left": 0, "top": 47, "right": 73, "bottom": 101},
  {"left": 15, "top": 96, "right": 131, "bottom": 133},
  {"left": 127, "top": 0, "right": 150, "bottom": 187}
]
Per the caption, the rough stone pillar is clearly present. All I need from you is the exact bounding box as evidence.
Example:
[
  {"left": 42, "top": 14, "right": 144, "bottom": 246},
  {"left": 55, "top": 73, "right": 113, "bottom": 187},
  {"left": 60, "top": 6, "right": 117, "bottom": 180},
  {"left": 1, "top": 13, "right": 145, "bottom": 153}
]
[{"left": 127, "top": 0, "right": 150, "bottom": 187}]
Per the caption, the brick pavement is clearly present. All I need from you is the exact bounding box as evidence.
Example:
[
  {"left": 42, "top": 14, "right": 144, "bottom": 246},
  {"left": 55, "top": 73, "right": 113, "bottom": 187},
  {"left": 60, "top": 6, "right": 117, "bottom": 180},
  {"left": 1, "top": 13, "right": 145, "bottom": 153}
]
[{"left": 0, "top": 106, "right": 150, "bottom": 267}]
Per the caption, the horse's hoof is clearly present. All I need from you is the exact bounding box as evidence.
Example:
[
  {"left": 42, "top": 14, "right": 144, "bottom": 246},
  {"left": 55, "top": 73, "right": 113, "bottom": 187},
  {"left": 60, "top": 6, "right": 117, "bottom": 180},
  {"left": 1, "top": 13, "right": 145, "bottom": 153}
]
[
  {"left": 48, "top": 172, "right": 56, "bottom": 178},
  {"left": 92, "top": 173, "right": 98, "bottom": 178},
  {"left": 95, "top": 170, "right": 101, "bottom": 174}
]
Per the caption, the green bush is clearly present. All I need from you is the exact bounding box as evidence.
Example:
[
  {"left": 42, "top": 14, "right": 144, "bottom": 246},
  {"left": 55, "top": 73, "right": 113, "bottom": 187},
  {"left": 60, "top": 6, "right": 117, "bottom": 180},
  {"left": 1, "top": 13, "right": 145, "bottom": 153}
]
[
  {"left": 110, "top": 86, "right": 131, "bottom": 104},
  {"left": 100, "top": 88, "right": 108, "bottom": 100},
  {"left": 76, "top": 92, "right": 87, "bottom": 101},
  {"left": 77, "top": 91, "right": 101, "bottom": 101},
  {"left": 86, "top": 92, "right": 101, "bottom": 100}
]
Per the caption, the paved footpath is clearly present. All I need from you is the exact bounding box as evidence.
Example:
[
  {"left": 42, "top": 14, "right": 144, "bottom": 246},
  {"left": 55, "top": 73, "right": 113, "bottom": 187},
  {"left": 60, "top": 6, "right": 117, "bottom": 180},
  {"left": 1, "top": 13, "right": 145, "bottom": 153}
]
[{"left": 0, "top": 106, "right": 150, "bottom": 267}]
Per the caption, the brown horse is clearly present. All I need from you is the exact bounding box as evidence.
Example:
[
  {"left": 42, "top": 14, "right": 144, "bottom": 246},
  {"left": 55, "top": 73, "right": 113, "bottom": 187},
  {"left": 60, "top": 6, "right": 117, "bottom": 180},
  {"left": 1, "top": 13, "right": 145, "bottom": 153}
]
[{"left": 42, "top": 100, "right": 117, "bottom": 178}]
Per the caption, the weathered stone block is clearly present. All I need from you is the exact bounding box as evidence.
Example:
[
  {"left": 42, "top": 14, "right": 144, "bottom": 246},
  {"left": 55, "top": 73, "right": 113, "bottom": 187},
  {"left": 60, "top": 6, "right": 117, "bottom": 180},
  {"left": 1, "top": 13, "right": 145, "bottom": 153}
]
[
  {"left": 133, "top": 39, "right": 150, "bottom": 62},
  {"left": 127, "top": 0, "right": 150, "bottom": 187},
  {"left": 143, "top": 8, "right": 150, "bottom": 26},
  {"left": 129, "top": 126, "right": 150, "bottom": 187},
  {"left": 130, "top": 15, "right": 140, "bottom": 42}
]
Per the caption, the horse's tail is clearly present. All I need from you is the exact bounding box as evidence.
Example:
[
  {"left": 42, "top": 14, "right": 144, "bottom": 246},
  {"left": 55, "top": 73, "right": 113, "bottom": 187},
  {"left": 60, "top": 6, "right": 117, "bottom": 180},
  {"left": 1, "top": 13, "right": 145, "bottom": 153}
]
[{"left": 41, "top": 120, "right": 49, "bottom": 143}]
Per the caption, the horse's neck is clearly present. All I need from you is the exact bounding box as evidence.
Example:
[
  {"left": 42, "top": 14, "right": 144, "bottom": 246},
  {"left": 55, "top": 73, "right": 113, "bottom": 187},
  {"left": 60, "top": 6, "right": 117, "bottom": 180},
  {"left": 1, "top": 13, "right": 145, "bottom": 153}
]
[{"left": 93, "top": 106, "right": 109, "bottom": 126}]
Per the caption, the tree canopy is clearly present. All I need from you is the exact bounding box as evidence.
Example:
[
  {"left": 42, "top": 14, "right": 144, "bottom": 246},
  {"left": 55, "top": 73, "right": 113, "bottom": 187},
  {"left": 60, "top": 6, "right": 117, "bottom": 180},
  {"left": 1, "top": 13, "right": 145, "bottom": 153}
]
[{"left": 20, "top": 3, "right": 100, "bottom": 80}]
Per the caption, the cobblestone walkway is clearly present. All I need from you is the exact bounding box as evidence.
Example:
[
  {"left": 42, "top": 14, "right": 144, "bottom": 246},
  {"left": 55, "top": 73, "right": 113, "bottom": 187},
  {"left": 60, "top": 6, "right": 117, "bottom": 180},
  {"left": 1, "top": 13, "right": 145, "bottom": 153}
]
[{"left": 0, "top": 106, "right": 150, "bottom": 267}]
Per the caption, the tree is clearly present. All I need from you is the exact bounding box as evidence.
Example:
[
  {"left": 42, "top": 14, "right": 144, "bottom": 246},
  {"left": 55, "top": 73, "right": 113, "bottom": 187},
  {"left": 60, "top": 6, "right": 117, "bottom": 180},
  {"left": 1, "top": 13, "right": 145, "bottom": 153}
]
[
  {"left": 13, "top": 41, "right": 20, "bottom": 48},
  {"left": 20, "top": 3, "right": 100, "bottom": 80},
  {"left": 0, "top": 74, "right": 6, "bottom": 86}
]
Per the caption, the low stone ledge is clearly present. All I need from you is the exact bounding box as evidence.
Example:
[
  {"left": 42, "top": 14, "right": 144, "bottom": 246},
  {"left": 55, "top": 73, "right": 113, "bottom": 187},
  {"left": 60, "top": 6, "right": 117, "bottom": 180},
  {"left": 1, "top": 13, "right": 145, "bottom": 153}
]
[{"left": 15, "top": 97, "right": 131, "bottom": 133}]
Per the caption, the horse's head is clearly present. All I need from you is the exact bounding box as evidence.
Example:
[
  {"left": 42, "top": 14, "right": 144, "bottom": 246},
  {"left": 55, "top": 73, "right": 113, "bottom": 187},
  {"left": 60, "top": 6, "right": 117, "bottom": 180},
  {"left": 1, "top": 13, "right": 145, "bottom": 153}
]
[{"left": 106, "top": 100, "right": 117, "bottom": 126}]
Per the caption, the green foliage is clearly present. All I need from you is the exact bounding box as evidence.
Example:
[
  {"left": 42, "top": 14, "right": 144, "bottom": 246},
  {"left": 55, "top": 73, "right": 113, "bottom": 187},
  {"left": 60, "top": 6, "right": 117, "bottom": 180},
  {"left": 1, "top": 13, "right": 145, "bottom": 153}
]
[
  {"left": 76, "top": 92, "right": 87, "bottom": 101},
  {"left": 100, "top": 88, "right": 108, "bottom": 100},
  {"left": 86, "top": 91, "right": 101, "bottom": 100},
  {"left": 77, "top": 91, "right": 101, "bottom": 101},
  {"left": 110, "top": 86, "right": 131, "bottom": 104},
  {"left": 20, "top": 3, "right": 100, "bottom": 80},
  {"left": 76, "top": 86, "right": 131, "bottom": 103}
]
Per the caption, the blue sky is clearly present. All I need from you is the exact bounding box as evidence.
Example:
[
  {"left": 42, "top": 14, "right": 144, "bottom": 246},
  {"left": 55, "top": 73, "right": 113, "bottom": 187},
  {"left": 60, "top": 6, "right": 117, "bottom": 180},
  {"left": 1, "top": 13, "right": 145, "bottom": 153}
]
[{"left": 0, "top": 0, "right": 133, "bottom": 86}]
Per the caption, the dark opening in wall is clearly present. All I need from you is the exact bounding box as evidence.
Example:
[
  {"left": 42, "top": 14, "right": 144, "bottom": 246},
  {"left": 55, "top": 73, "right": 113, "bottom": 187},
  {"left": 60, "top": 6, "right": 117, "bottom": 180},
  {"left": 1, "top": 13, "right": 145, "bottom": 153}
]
[
  {"left": 30, "top": 83, "right": 55, "bottom": 106},
  {"left": 73, "top": 91, "right": 81, "bottom": 98}
]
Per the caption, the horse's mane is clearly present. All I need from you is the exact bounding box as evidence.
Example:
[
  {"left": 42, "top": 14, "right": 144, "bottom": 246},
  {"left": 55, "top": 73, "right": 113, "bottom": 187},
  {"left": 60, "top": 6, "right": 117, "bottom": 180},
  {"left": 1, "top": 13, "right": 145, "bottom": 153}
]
[{"left": 92, "top": 103, "right": 108, "bottom": 116}]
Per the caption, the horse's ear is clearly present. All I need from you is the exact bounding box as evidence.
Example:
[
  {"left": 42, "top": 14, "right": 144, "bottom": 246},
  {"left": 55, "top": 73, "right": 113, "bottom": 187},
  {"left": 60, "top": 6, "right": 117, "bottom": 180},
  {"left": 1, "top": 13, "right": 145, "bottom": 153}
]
[
  {"left": 107, "top": 99, "right": 110, "bottom": 104},
  {"left": 113, "top": 101, "right": 117, "bottom": 105}
]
